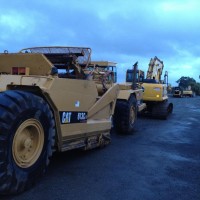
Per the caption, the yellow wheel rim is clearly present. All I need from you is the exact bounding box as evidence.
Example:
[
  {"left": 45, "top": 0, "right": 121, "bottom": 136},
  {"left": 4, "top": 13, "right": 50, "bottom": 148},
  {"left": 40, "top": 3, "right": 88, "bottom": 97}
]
[
  {"left": 130, "top": 106, "right": 136, "bottom": 125},
  {"left": 12, "top": 119, "right": 44, "bottom": 168}
]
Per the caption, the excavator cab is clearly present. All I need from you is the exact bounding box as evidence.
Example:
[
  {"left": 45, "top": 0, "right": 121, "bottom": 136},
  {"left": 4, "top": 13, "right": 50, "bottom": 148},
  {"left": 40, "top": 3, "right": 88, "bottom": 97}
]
[{"left": 126, "top": 69, "right": 145, "bottom": 83}]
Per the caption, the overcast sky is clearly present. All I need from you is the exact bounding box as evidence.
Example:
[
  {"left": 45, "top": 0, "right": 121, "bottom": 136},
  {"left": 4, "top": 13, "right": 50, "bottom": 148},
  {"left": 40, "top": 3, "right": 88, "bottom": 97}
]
[{"left": 0, "top": 0, "right": 200, "bottom": 85}]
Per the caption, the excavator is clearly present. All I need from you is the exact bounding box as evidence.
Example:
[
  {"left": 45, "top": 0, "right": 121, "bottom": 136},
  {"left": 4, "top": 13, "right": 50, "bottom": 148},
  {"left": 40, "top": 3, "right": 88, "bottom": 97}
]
[{"left": 126, "top": 56, "right": 173, "bottom": 119}]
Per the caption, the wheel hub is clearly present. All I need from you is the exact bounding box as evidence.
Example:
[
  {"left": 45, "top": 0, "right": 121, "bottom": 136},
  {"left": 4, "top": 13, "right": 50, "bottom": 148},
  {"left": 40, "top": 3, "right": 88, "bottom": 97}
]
[
  {"left": 130, "top": 106, "right": 136, "bottom": 125},
  {"left": 24, "top": 138, "right": 33, "bottom": 149},
  {"left": 12, "top": 119, "right": 44, "bottom": 168}
]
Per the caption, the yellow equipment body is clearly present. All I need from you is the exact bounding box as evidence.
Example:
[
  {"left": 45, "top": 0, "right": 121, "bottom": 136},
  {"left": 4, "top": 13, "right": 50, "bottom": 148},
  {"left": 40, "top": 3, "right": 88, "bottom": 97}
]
[
  {"left": 0, "top": 47, "right": 120, "bottom": 194},
  {"left": 88, "top": 61, "right": 146, "bottom": 133},
  {"left": 142, "top": 82, "right": 168, "bottom": 102},
  {"left": 183, "top": 90, "right": 193, "bottom": 97},
  {"left": 126, "top": 57, "right": 173, "bottom": 119},
  {"left": 173, "top": 86, "right": 194, "bottom": 98}
]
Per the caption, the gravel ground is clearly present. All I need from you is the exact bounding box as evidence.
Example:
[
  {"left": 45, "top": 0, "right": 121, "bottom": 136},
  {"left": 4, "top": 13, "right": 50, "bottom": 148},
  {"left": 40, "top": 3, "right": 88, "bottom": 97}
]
[{"left": 2, "top": 96, "right": 200, "bottom": 200}]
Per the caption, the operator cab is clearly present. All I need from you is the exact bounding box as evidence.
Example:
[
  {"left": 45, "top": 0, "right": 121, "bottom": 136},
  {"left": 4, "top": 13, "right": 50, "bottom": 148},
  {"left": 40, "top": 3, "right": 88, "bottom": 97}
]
[{"left": 126, "top": 69, "right": 145, "bottom": 83}]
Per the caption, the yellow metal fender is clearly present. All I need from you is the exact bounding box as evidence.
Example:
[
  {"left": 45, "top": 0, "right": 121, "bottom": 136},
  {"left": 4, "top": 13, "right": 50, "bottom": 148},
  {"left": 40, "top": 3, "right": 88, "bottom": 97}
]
[{"left": 117, "top": 89, "right": 143, "bottom": 101}]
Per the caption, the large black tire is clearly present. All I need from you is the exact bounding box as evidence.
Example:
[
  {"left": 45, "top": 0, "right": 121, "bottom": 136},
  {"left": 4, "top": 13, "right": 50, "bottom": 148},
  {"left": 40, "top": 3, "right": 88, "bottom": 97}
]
[
  {"left": 152, "top": 101, "right": 173, "bottom": 119},
  {"left": 114, "top": 95, "right": 137, "bottom": 134},
  {"left": 0, "top": 90, "right": 55, "bottom": 195}
]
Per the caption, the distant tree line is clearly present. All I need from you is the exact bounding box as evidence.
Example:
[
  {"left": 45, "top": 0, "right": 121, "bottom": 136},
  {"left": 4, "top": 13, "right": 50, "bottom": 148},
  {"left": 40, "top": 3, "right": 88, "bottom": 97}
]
[{"left": 176, "top": 76, "right": 200, "bottom": 95}]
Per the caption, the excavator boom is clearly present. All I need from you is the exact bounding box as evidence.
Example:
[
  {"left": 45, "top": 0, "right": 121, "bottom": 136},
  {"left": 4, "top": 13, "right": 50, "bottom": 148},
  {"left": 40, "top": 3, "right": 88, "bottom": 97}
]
[{"left": 146, "top": 56, "right": 164, "bottom": 82}]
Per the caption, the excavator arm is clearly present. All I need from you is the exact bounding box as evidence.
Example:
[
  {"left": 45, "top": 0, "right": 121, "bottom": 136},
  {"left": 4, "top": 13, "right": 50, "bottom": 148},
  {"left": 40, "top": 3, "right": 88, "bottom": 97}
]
[{"left": 146, "top": 56, "right": 164, "bottom": 82}]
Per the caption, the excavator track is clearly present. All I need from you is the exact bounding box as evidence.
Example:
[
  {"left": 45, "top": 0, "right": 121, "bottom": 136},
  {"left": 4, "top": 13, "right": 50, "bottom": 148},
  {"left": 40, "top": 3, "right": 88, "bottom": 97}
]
[{"left": 152, "top": 101, "right": 173, "bottom": 119}]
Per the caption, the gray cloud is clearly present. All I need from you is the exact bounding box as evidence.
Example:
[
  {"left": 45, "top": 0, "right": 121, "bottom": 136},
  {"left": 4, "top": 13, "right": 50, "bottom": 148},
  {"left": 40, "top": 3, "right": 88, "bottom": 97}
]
[{"left": 0, "top": 0, "right": 200, "bottom": 84}]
